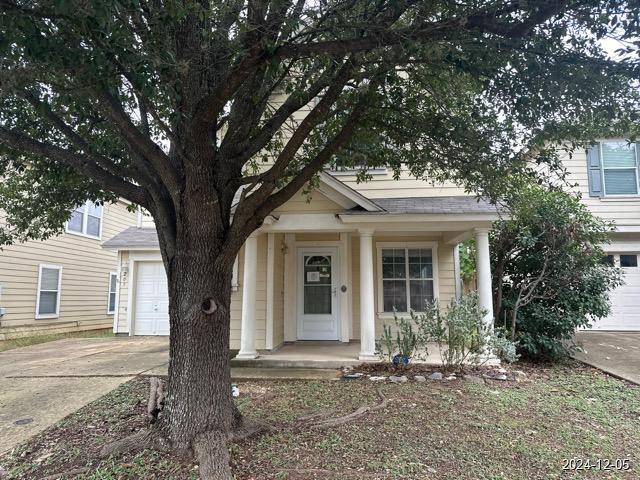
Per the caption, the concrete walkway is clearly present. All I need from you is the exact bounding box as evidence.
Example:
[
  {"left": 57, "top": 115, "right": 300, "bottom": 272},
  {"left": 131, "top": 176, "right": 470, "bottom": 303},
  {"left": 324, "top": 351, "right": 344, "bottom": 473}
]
[
  {"left": 573, "top": 331, "right": 640, "bottom": 385},
  {"left": 0, "top": 337, "right": 340, "bottom": 454}
]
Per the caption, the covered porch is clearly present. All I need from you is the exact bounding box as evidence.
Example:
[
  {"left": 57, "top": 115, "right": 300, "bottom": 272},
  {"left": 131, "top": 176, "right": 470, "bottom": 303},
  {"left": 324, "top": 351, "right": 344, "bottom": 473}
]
[{"left": 232, "top": 194, "right": 498, "bottom": 365}]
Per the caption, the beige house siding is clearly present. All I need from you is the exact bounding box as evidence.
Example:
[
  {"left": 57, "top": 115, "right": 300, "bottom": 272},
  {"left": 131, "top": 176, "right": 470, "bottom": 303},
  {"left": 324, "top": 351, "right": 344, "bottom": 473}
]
[
  {"left": 560, "top": 148, "right": 640, "bottom": 226},
  {"left": 0, "top": 201, "right": 138, "bottom": 339},
  {"left": 334, "top": 170, "right": 467, "bottom": 199},
  {"left": 273, "top": 190, "right": 344, "bottom": 213}
]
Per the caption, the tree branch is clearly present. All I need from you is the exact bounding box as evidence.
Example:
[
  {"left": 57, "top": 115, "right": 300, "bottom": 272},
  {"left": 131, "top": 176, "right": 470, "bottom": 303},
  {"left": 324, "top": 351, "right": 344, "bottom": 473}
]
[
  {"left": 93, "top": 89, "right": 181, "bottom": 196},
  {"left": 275, "top": 1, "right": 572, "bottom": 58},
  {"left": 0, "top": 127, "right": 148, "bottom": 206}
]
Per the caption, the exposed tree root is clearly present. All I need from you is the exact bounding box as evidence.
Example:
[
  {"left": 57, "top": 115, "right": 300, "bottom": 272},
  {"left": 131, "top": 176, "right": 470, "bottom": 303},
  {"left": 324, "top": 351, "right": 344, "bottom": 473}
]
[
  {"left": 305, "top": 387, "right": 388, "bottom": 430},
  {"left": 146, "top": 377, "right": 165, "bottom": 423},
  {"left": 99, "top": 427, "right": 170, "bottom": 458},
  {"left": 296, "top": 409, "right": 337, "bottom": 422},
  {"left": 229, "top": 416, "right": 273, "bottom": 442},
  {"left": 99, "top": 378, "right": 273, "bottom": 479}
]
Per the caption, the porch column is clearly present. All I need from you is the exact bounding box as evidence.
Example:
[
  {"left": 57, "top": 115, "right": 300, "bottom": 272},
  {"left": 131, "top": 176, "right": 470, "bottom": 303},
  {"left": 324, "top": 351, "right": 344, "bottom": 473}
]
[
  {"left": 236, "top": 233, "right": 259, "bottom": 359},
  {"left": 474, "top": 228, "right": 494, "bottom": 333},
  {"left": 359, "top": 229, "right": 377, "bottom": 361}
]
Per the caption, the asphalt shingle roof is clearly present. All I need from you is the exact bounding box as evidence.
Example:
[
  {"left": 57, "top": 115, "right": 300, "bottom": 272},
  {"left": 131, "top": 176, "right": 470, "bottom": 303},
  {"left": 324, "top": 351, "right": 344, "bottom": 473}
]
[
  {"left": 102, "top": 227, "right": 159, "bottom": 249},
  {"left": 342, "top": 196, "right": 499, "bottom": 215}
]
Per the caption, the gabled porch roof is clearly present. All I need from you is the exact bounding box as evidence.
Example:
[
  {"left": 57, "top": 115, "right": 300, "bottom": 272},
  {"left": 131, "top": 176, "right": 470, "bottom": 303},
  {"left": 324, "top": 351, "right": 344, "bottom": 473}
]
[{"left": 103, "top": 172, "right": 501, "bottom": 250}]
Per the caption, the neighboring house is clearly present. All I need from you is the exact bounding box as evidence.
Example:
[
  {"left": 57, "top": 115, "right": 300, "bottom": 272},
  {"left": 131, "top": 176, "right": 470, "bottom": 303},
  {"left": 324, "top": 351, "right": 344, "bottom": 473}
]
[
  {"left": 103, "top": 170, "right": 500, "bottom": 361},
  {"left": 0, "top": 200, "right": 138, "bottom": 340},
  {"left": 561, "top": 140, "right": 640, "bottom": 331}
]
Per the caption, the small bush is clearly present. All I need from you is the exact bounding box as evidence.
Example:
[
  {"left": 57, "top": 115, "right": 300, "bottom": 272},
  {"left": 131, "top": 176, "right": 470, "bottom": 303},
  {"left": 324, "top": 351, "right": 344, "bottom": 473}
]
[
  {"left": 489, "top": 327, "right": 520, "bottom": 364},
  {"left": 375, "top": 314, "right": 419, "bottom": 364},
  {"left": 416, "top": 293, "right": 489, "bottom": 370}
]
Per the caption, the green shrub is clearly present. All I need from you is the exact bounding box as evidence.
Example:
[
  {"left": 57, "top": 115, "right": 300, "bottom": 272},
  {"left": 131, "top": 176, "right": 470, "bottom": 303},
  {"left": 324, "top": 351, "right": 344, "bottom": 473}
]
[
  {"left": 375, "top": 314, "right": 419, "bottom": 363},
  {"left": 491, "top": 184, "right": 623, "bottom": 360},
  {"left": 417, "top": 293, "right": 488, "bottom": 370},
  {"left": 489, "top": 327, "right": 520, "bottom": 364}
]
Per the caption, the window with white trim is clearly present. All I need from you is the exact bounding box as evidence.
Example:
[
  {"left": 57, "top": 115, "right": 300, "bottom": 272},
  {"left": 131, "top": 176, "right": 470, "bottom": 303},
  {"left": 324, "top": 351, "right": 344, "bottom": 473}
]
[
  {"left": 36, "top": 265, "right": 62, "bottom": 318},
  {"left": 380, "top": 247, "right": 434, "bottom": 312},
  {"left": 107, "top": 272, "right": 118, "bottom": 314},
  {"left": 67, "top": 201, "right": 103, "bottom": 238},
  {"left": 601, "top": 142, "right": 639, "bottom": 196}
]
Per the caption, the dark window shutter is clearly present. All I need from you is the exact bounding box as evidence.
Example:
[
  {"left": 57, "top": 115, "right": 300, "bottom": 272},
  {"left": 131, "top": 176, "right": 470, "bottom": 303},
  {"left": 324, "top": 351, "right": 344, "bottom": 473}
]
[{"left": 586, "top": 143, "right": 603, "bottom": 197}]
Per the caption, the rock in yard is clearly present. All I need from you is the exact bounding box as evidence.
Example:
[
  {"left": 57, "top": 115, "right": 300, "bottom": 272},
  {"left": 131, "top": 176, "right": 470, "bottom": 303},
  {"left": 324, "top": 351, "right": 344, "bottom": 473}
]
[
  {"left": 389, "top": 375, "right": 408, "bottom": 383},
  {"left": 513, "top": 370, "right": 527, "bottom": 382},
  {"left": 429, "top": 372, "right": 443, "bottom": 380},
  {"left": 497, "top": 367, "right": 508, "bottom": 375},
  {"left": 463, "top": 374, "right": 484, "bottom": 384},
  {"left": 484, "top": 371, "right": 508, "bottom": 381},
  {"left": 414, "top": 375, "right": 427, "bottom": 382},
  {"left": 444, "top": 375, "right": 457, "bottom": 381},
  {"left": 369, "top": 376, "right": 387, "bottom": 382}
]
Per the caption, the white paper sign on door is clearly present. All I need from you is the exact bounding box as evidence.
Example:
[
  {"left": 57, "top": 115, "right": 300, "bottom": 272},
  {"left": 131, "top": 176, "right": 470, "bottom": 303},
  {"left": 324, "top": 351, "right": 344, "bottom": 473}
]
[{"left": 307, "top": 271, "right": 320, "bottom": 282}]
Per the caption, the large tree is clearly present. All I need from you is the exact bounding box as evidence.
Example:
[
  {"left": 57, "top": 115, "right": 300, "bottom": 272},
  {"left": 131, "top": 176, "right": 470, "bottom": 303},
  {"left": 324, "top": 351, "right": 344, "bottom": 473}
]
[{"left": 0, "top": 1, "right": 637, "bottom": 477}]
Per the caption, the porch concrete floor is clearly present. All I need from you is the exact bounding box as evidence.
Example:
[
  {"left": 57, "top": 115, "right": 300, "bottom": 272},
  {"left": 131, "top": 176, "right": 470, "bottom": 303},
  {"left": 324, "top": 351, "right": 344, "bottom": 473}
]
[{"left": 230, "top": 341, "right": 448, "bottom": 369}]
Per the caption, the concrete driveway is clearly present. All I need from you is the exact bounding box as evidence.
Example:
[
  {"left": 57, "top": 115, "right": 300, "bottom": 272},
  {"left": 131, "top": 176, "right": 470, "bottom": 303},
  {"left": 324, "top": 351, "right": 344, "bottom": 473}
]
[
  {"left": 574, "top": 331, "right": 640, "bottom": 385},
  {"left": 0, "top": 337, "right": 169, "bottom": 454}
]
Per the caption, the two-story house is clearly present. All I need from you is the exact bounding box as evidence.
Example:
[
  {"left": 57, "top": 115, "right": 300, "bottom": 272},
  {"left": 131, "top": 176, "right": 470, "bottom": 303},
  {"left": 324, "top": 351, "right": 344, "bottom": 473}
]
[
  {"left": 0, "top": 200, "right": 138, "bottom": 340},
  {"left": 561, "top": 140, "right": 640, "bottom": 331},
  {"left": 103, "top": 170, "right": 500, "bottom": 361}
]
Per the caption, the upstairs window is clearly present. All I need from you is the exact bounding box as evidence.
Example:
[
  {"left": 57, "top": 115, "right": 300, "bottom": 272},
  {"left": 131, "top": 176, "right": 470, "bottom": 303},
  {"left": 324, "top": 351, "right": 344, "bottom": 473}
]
[
  {"left": 601, "top": 142, "right": 639, "bottom": 196},
  {"left": 67, "top": 201, "right": 103, "bottom": 238}
]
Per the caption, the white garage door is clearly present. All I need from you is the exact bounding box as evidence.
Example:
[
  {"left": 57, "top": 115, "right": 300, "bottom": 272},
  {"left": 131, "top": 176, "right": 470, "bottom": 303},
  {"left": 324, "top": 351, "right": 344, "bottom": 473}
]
[
  {"left": 134, "top": 262, "right": 170, "bottom": 335},
  {"left": 592, "top": 253, "right": 640, "bottom": 331}
]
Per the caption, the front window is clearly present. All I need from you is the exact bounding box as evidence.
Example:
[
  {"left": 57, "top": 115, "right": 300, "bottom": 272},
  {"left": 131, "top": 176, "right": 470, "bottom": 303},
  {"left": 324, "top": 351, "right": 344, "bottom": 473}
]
[
  {"left": 381, "top": 247, "right": 434, "bottom": 312},
  {"left": 601, "top": 142, "right": 639, "bottom": 196},
  {"left": 67, "top": 201, "right": 103, "bottom": 238}
]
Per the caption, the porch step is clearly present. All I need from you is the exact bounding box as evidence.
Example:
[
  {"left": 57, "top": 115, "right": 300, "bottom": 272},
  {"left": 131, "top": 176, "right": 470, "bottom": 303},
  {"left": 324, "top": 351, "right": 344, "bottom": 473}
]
[
  {"left": 230, "top": 357, "right": 360, "bottom": 369},
  {"left": 231, "top": 367, "right": 340, "bottom": 380}
]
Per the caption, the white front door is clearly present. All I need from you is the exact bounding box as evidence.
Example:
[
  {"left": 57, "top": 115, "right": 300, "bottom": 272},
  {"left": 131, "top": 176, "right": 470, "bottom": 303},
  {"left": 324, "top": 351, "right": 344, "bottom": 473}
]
[
  {"left": 297, "top": 247, "right": 340, "bottom": 340},
  {"left": 134, "top": 262, "right": 170, "bottom": 335}
]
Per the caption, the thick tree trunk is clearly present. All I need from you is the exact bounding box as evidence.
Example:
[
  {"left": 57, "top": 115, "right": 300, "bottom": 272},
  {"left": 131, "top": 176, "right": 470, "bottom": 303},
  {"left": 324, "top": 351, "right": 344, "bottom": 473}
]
[{"left": 159, "top": 222, "right": 237, "bottom": 479}]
